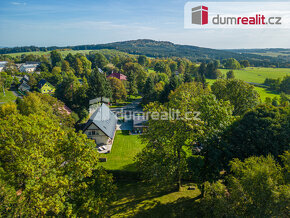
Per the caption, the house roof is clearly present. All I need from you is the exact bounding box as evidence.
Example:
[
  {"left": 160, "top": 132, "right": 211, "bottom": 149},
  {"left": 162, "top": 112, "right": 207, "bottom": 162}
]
[
  {"left": 107, "top": 72, "right": 127, "bottom": 81},
  {"left": 20, "top": 75, "right": 29, "bottom": 83},
  {"left": 83, "top": 103, "right": 117, "bottom": 139},
  {"left": 38, "top": 79, "right": 47, "bottom": 88},
  {"left": 98, "top": 68, "right": 104, "bottom": 73},
  {"left": 38, "top": 79, "right": 54, "bottom": 89},
  {"left": 0, "top": 61, "right": 8, "bottom": 66},
  {"left": 21, "top": 64, "right": 37, "bottom": 69},
  {"left": 18, "top": 81, "right": 30, "bottom": 92}
]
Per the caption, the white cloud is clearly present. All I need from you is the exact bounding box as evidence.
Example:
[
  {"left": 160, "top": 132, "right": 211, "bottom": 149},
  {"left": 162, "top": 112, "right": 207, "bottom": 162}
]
[{"left": 11, "top": 2, "right": 26, "bottom": 6}]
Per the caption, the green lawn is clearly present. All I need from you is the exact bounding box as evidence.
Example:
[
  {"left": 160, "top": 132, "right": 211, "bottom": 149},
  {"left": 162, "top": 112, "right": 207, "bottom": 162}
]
[
  {"left": 107, "top": 181, "right": 201, "bottom": 217},
  {"left": 219, "top": 67, "right": 290, "bottom": 84},
  {"left": 208, "top": 67, "right": 290, "bottom": 101},
  {"left": 0, "top": 90, "right": 17, "bottom": 103},
  {"left": 254, "top": 87, "right": 281, "bottom": 101},
  {"left": 99, "top": 131, "right": 145, "bottom": 171}
]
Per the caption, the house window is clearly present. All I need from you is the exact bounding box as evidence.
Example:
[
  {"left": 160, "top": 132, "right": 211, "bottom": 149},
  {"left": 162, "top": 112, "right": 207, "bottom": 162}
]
[
  {"left": 88, "top": 131, "right": 92, "bottom": 136},
  {"left": 92, "top": 130, "right": 96, "bottom": 135}
]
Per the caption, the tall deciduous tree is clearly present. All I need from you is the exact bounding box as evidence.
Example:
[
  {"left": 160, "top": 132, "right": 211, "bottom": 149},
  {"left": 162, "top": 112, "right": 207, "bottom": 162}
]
[
  {"left": 136, "top": 82, "right": 234, "bottom": 190},
  {"left": 137, "top": 55, "right": 147, "bottom": 66},
  {"left": 108, "top": 77, "right": 127, "bottom": 102},
  {"left": 0, "top": 114, "right": 115, "bottom": 217},
  {"left": 211, "top": 79, "right": 260, "bottom": 115},
  {"left": 226, "top": 70, "right": 235, "bottom": 79},
  {"left": 199, "top": 154, "right": 289, "bottom": 217},
  {"left": 88, "top": 53, "right": 108, "bottom": 69},
  {"left": 88, "top": 68, "right": 112, "bottom": 100},
  {"left": 127, "top": 70, "right": 138, "bottom": 96},
  {"left": 50, "top": 50, "right": 63, "bottom": 67}
]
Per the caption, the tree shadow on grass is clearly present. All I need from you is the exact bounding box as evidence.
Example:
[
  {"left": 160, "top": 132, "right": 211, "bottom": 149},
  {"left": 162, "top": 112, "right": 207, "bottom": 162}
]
[
  {"left": 107, "top": 181, "right": 202, "bottom": 217},
  {"left": 264, "top": 88, "right": 280, "bottom": 95},
  {"left": 108, "top": 182, "right": 177, "bottom": 217},
  {"left": 120, "top": 163, "right": 137, "bottom": 171},
  {"left": 132, "top": 197, "right": 201, "bottom": 218}
]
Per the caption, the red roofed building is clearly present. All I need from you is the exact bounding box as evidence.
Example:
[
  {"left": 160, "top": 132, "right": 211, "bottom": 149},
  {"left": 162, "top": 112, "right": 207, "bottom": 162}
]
[{"left": 107, "top": 72, "right": 127, "bottom": 81}]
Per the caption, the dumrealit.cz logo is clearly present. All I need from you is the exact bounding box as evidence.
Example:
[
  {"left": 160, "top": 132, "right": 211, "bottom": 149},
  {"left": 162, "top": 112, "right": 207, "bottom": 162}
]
[
  {"left": 191, "top": 5, "right": 208, "bottom": 25},
  {"left": 184, "top": 2, "right": 290, "bottom": 29}
]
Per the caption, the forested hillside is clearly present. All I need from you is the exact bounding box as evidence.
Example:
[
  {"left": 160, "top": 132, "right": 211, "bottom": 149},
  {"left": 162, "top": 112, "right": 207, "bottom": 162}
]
[{"left": 1, "top": 39, "right": 289, "bottom": 67}]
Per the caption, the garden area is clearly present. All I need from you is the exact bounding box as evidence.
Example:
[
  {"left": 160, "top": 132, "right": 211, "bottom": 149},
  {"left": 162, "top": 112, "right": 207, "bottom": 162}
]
[
  {"left": 99, "top": 131, "right": 202, "bottom": 217},
  {"left": 99, "top": 130, "right": 145, "bottom": 171}
]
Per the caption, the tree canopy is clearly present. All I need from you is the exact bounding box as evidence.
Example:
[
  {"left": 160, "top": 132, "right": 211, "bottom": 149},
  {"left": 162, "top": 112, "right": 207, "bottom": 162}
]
[{"left": 0, "top": 113, "right": 115, "bottom": 216}]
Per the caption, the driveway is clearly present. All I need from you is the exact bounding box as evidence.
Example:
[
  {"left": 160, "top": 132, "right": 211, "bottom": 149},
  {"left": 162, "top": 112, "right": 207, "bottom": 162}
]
[{"left": 111, "top": 99, "right": 142, "bottom": 131}]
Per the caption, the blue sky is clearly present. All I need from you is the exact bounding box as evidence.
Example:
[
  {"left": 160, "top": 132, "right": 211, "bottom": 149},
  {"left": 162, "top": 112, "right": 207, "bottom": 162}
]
[{"left": 0, "top": 0, "right": 290, "bottom": 49}]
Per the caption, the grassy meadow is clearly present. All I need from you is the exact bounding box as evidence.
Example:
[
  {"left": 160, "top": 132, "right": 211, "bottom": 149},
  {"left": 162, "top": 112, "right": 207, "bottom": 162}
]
[
  {"left": 7, "top": 50, "right": 94, "bottom": 57},
  {"left": 99, "top": 131, "right": 145, "bottom": 171},
  {"left": 107, "top": 181, "right": 201, "bottom": 217},
  {"left": 0, "top": 90, "right": 17, "bottom": 103},
  {"left": 219, "top": 67, "right": 290, "bottom": 101},
  {"left": 219, "top": 67, "right": 290, "bottom": 84}
]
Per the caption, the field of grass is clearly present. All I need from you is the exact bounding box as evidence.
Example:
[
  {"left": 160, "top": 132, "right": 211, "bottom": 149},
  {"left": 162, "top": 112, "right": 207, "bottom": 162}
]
[
  {"left": 99, "top": 131, "right": 145, "bottom": 171},
  {"left": 7, "top": 50, "right": 94, "bottom": 57},
  {"left": 254, "top": 87, "right": 281, "bottom": 101},
  {"left": 0, "top": 90, "right": 17, "bottom": 103},
  {"left": 252, "top": 52, "right": 290, "bottom": 57},
  {"left": 207, "top": 79, "right": 282, "bottom": 101},
  {"left": 107, "top": 181, "right": 201, "bottom": 217},
  {"left": 219, "top": 67, "right": 290, "bottom": 84},
  {"left": 209, "top": 67, "right": 289, "bottom": 101}
]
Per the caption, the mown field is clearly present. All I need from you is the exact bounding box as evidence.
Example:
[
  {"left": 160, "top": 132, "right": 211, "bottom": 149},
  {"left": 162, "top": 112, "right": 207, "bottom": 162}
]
[
  {"left": 99, "top": 131, "right": 145, "bottom": 171},
  {"left": 99, "top": 131, "right": 202, "bottom": 217},
  {"left": 107, "top": 181, "right": 201, "bottom": 217},
  {"left": 0, "top": 90, "right": 17, "bottom": 103},
  {"left": 219, "top": 67, "right": 290, "bottom": 101},
  {"left": 219, "top": 67, "right": 290, "bottom": 84}
]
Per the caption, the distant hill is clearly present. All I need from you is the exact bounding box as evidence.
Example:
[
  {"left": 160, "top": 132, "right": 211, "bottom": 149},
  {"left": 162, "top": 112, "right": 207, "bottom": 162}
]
[{"left": 0, "top": 39, "right": 288, "bottom": 66}]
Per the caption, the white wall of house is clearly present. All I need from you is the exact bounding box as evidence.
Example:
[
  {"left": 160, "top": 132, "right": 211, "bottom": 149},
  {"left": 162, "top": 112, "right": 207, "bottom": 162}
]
[
  {"left": 84, "top": 123, "right": 109, "bottom": 145},
  {"left": 19, "top": 65, "right": 37, "bottom": 73}
]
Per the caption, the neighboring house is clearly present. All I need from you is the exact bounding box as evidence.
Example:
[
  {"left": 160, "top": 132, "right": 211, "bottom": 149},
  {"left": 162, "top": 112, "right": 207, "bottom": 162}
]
[
  {"left": 19, "top": 64, "right": 38, "bottom": 73},
  {"left": 107, "top": 72, "right": 127, "bottom": 81},
  {"left": 133, "top": 115, "right": 148, "bottom": 133},
  {"left": 98, "top": 68, "right": 104, "bottom": 74},
  {"left": 83, "top": 103, "right": 117, "bottom": 150},
  {"left": 25, "top": 61, "right": 40, "bottom": 65},
  {"left": 38, "top": 79, "right": 55, "bottom": 94},
  {"left": 18, "top": 81, "right": 30, "bottom": 93},
  {"left": 20, "top": 75, "right": 29, "bottom": 83},
  {"left": 0, "top": 61, "right": 8, "bottom": 72}
]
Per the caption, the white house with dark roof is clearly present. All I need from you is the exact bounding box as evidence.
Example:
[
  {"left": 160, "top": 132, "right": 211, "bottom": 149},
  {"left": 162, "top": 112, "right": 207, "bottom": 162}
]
[
  {"left": 83, "top": 103, "right": 117, "bottom": 152},
  {"left": 0, "top": 61, "right": 8, "bottom": 72},
  {"left": 18, "top": 75, "right": 31, "bottom": 93},
  {"left": 19, "top": 64, "right": 38, "bottom": 73}
]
